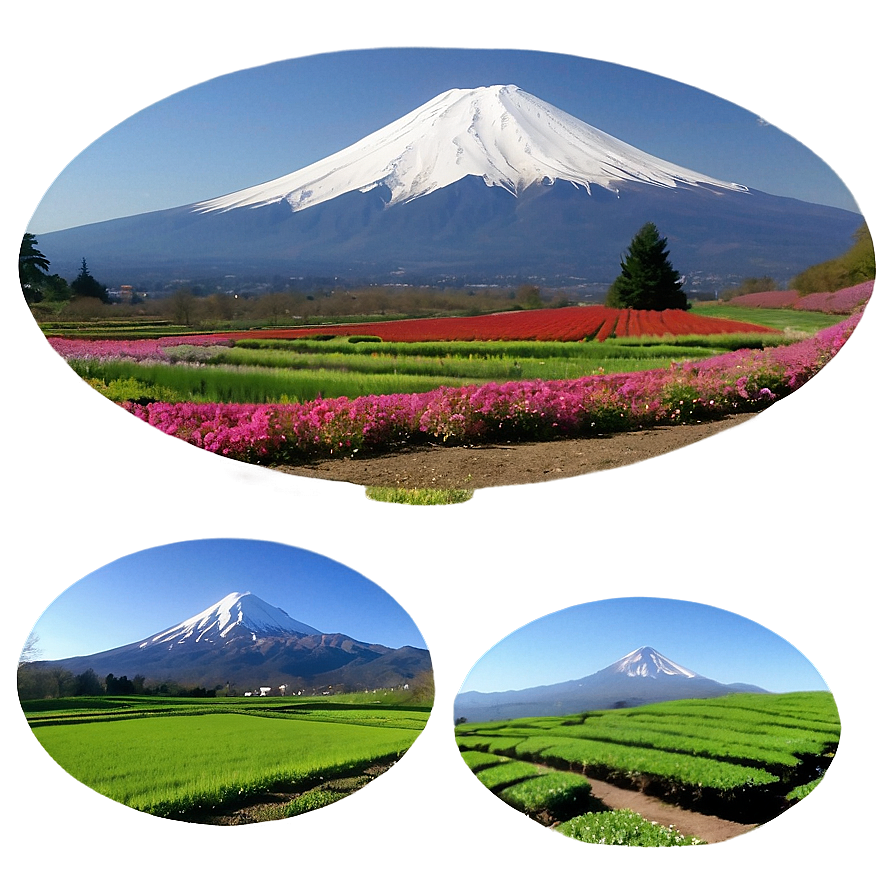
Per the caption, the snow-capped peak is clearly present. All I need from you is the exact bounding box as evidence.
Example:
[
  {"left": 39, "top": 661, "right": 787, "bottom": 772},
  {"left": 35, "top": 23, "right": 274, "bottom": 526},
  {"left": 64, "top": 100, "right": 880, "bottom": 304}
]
[
  {"left": 608, "top": 646, "right": 701, "bottom": 679},
  {"left": 193, "top": 84, "right": 748, "bottom": 216},
  {"left": 141, "top": 591, "right": 322, "bottom": 648}
]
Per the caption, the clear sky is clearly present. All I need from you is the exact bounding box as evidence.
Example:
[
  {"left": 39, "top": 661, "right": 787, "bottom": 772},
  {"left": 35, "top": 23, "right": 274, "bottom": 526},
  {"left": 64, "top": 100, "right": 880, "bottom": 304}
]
[
  {"left": 459, "top": 597, "right": 830, "bottom": 695},
  {"left": 27, "top": 538, "right": 427, "bottom": 659},
  {"left": 28, "top": 47, "right": 859, "bottom": 234}
]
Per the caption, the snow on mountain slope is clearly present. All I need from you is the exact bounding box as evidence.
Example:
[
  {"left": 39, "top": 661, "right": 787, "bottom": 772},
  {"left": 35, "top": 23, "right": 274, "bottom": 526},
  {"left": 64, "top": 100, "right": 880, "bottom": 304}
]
[
  {"left": 193, "top": 85, "right": 748, "bottom": 216},
  {"left": 607, "top": 645, "right": 702, "bottom": 679},
  {"left": 141, "top": 591, "right": 322, "bottom": 648}
]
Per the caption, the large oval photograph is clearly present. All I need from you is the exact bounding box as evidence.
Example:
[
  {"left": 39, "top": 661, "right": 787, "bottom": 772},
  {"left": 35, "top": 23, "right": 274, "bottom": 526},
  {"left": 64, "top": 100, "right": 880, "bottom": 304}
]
[
  {"left": 17, "top": 538, "right": 433, "bottom": 824},
  {"left": 454, "top": 597, "right": 839, "bottom": 845},
  {"left": 20, "top": 48, "right": 874, "bottom": 490}
]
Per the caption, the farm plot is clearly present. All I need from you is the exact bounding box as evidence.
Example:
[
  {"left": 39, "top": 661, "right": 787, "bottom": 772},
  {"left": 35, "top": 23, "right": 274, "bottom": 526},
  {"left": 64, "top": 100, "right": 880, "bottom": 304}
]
[
  {"left": 215, "top": 305, "right": 780, "bottom": 343},
  {"left": 456, "top": 692, "right": 839, "bottom": 827},
  {"left": 460, "top": 749, "right": 705, "bottom": 846},
  {"left": 44, "top": 305, "right": 862, "bottom": 475},
  {"left": 25, "top": 696, "right": 428, "bottom": 823}
]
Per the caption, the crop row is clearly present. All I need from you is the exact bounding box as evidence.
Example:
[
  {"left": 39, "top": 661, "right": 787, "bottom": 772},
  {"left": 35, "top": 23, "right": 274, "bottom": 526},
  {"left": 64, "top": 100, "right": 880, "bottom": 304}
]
[
  {"left": 216, "top": 305, "right": 779, "bottom": 343},
  {"left": 473, "top": 700, "right": 838, "bottom": 771},
  {"left": 462, "top": 750, "right": 592, "bottom": 818},
  {"left": 47, "top": 334, "right": 232, "bottom": 362},
  {"left": 121, "top": 313, "right": 860, "bottom": 464},
  {"left": 508, "top": 735, "right": 781, "bottom": 790}
]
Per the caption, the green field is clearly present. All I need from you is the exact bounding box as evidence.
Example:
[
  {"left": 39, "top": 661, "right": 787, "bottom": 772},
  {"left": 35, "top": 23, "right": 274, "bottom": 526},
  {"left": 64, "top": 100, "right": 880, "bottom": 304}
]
[
  {"left": 460, "top": 749, "right": 705, "bottom": 846},
  {"left": 456, "top": 692, "right": 839, "bottom": 830},
  {"left": 25, "top": 695, "right": 430, "bottom": 822},
  {"left": 690, "top": 304, "right": 849, "bottom": 335},
  {"left": 52, "top": 300, "right": 847, "bottom": 408},
  {"left": 75, "top": 330, "right": 794, "bottom": 406}
]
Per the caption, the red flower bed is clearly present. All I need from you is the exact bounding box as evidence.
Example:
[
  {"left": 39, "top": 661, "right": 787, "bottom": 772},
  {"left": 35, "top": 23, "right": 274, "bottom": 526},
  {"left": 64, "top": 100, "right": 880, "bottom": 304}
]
[{"left": 219, "top": 305, "right": 777, "bottom": 344}]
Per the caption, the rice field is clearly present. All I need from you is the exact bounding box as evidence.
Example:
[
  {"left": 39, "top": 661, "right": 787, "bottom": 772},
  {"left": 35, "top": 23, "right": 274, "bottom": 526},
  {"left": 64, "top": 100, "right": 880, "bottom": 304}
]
[{"left": 26, "top": 697, "right": 428, "bottom": 820}]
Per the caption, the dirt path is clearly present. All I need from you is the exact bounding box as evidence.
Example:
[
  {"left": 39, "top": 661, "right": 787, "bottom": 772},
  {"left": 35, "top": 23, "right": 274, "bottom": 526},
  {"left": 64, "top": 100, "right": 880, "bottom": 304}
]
[
  {"left": 274, "top": 415, "right": 755, "bottom": 489},
  {"left": 580, "top": 776, "right": 758, "bottom": 844},
  {"left": 175, "top": 764, "right": 392, "bottom": 825}
]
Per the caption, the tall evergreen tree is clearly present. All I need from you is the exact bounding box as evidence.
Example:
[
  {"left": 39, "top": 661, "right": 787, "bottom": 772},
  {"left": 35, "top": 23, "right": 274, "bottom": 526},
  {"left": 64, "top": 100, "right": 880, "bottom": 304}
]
[
  {"left": 71, "top": 257, "right": 109, "bottom": 302},
  {"left": 605, "top": 222, "right": 688, "bottom": 311}
]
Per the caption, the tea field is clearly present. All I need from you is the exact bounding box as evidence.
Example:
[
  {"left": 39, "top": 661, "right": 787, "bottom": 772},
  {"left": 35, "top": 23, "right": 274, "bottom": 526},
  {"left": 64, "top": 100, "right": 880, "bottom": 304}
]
[{"left": 456, "top": 691, "right": 839, "bottom": 843}]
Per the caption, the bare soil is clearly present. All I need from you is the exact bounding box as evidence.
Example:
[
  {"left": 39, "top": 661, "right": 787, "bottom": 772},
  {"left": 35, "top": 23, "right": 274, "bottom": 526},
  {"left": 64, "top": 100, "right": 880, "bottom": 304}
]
[
  {"left": 274, "top": 415, "right": 754, "bottom": 490},
  {"left": 578, "top": 776, "right": 758, "bottom": 844},
  {"left": 174, "top": 763, "right": 392, "bottom": 825}
]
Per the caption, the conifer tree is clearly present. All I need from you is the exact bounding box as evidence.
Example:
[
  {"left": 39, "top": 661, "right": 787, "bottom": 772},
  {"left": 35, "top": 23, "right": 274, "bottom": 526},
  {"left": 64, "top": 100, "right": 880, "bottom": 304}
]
[
  {"left": 605, "top": 222, "right": 688, "bottom": 311},
  {"left": 71, "top": 257, "right": 109, "bottom": 302}
]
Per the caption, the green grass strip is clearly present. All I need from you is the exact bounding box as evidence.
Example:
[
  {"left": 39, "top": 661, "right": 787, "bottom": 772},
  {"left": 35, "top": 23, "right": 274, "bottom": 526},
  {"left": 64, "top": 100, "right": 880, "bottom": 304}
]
[{"left": 365, "top": 487, "right": 474, "bottom": 505}]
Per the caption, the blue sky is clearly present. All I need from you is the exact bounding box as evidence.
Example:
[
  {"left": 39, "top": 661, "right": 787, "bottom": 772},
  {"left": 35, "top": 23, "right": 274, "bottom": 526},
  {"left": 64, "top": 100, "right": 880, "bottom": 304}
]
[
  {"left": 28, "top": 47, "right": 859, "bottom": 234},
  {"left": 28, "top": 538, "right": 427, "bottom": 659},
  {"left": 459, "top": 597, "right": 830, "bottom": 695}
]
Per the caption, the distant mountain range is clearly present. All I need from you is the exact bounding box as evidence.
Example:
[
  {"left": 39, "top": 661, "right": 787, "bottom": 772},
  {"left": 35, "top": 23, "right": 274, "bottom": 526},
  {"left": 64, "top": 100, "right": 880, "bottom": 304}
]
[
  {"left": 454, "top": 645, "right": 767, "bottom": 722},
  {"left": 31, "top": 591, "right": 430, "bottom": 694},
  {"left": 34, "top": 85, "right": 861, "bottom": 287}
]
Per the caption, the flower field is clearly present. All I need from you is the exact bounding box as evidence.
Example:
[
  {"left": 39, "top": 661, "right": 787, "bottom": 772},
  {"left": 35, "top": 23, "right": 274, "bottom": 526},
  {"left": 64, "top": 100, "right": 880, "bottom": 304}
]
[
  {"left": 118, "top": 313, "right": 860, "bottom": 465},
  {"left": 215, "top": 305, "right": 780, "bottom": 343},
  {"left": 47, "top": 334, "right": 232, "bottom": 362},
  {"left": 727, "top": 279, "right": 874, "bottom": 314}
]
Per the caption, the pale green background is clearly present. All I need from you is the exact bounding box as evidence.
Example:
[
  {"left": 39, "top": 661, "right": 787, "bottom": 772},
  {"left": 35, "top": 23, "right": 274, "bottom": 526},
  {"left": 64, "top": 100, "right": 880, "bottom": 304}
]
[{"left": 2, "top": 0, "right": 894, "bottom": 896}]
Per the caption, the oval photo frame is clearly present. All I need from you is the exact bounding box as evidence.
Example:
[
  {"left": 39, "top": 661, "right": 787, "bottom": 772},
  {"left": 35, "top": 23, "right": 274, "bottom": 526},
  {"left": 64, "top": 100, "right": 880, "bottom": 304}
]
[
  {"left": 455, "top": 596, "right": 839, "bottom": 846},
  {"left": 18, "top": 538, "right": 433, "bottom": 824},
  {"left": 23, "top": 48, "right": 873, "bottom": 489}
]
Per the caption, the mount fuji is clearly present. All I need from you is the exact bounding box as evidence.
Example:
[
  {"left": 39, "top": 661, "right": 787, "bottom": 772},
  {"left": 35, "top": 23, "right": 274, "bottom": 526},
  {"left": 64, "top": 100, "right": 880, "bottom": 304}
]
[
  {"left": 31, "top": 591, "right": 431, "bottom": 694},
  {"left": 35, "top": 85, "right": 862, "bottom": 287},
  {"left": 454, "top": 645, "right": 767, "bottom": 722}
]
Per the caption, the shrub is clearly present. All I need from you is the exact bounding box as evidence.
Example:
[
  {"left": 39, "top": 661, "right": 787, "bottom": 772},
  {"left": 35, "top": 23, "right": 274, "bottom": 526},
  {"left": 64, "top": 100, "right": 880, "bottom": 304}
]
[
  {"left": 499, "top": 772, "right": 592, "bottom": 818},
  {"left": 556, "top": 809, "right": 705, "bottom": 846}
]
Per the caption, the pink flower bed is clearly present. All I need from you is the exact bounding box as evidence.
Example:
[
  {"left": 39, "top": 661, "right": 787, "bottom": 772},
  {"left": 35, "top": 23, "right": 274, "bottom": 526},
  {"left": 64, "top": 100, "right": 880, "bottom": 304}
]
[
  {"left": 48, "top": 335, "right": 232, "bottom": 362},
  {"left": 123, "top": 312, "right": 861, "bottom": 465},
  {"left": 729, "top": 280, "right": 874, "bottom": 313},
  {"left": 792, "top": 280, "right": 875, "bottom": 313}
]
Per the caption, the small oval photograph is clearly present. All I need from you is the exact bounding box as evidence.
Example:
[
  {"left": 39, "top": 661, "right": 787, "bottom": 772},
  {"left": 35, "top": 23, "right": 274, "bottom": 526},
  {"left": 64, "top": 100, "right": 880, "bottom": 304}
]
[
  {"left": 454, "top": 597, "right": 839, "bottom": 845},
  {"left": 17, "top": 539, "right": 433, "bottom": 824},
  {"left": 20, "top": 48, "right": 873, "bottom": 489}
]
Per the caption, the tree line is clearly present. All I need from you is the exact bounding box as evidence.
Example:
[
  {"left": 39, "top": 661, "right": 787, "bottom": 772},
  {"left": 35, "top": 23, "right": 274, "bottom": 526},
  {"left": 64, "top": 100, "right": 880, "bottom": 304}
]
[
  {"left": 20, "top": 220, "right": 874, "bottom": 324},
  {"left": 17, "top": 662, "right": 220, "bottom": 701}
]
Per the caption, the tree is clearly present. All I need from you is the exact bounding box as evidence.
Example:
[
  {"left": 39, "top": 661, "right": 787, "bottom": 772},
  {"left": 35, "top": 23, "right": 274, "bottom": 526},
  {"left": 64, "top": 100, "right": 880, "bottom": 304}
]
[
  {"left": 71, "top": 257, "right": 109, "bottom": 302},
  {"left": 605, "top": 222, "right": 688, "bottom": 311},
  {"left": 789, "top": 222, "right": 875, "bottom": 294},
  {"left": 74, "top": 667, "right": 104, "bottom": 696},
  {"left": 165, "top": 288, "right": 198, "bottom": 325},
  {"left": 19, "top": 233, "right": 51, "bottom": 303}
]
